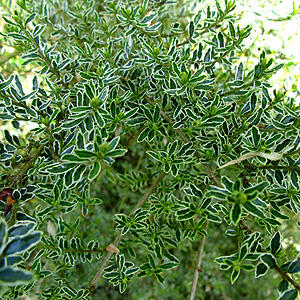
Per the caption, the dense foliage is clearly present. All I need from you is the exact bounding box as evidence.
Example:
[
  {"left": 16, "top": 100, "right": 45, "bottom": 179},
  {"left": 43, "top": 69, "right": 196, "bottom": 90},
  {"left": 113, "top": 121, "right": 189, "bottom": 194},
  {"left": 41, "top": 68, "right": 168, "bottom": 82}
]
[{"left": 0, "top": 0, "right": 299, "bottom": 299}]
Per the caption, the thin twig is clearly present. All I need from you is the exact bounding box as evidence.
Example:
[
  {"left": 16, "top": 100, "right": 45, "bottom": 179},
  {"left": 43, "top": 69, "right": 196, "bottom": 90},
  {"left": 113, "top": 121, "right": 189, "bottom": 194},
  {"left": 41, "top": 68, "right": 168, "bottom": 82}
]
[
  {"left": 190, "top": 222, "right": 209, "bottom": 300},
  {"left": 176, "top": 4, "right": 235, "bottom": 47},
  {"left": 8, "top": 144, "right": 44, "bottom": 227},
  {"left": 239, "top": 222, "right": 300, "bottom": 292},
  {"left": 274, "top": 264, "right": 300, "bottom": 292},
  {"left": 88, "top": 171, "right": 166, "bottom": 294},
  {"left": 22, "top": 25, "right": 67, "bottom": 88}
]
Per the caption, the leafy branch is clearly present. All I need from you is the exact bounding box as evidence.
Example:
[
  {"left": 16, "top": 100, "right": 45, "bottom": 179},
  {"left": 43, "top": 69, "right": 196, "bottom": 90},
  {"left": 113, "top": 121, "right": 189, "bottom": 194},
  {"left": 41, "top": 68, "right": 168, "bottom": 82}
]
[{"left": 88, "top": 170, "right": 166, "bottom": 294}]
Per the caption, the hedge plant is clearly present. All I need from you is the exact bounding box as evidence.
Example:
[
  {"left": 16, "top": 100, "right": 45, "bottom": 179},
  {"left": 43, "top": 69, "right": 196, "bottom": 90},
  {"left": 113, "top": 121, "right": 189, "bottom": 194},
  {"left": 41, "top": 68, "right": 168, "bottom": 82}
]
[{"left": 0, "top": 0, "right": 299, "bottom": 299}]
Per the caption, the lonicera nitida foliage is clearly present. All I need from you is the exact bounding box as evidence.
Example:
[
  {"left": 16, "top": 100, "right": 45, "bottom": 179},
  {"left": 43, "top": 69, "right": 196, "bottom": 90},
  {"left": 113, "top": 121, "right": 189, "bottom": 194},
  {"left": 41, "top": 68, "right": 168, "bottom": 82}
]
[{"left": 0, "top": 0, "right": 299, "bottom": 299}]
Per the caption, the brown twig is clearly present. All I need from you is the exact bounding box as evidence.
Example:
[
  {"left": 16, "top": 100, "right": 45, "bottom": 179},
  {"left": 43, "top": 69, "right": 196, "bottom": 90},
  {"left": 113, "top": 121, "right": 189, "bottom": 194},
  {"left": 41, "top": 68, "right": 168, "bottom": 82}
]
[
  {"left": 21, "top": 25, "right": 67, "bottom": 88},
  {"left": 190, "top": 221, "right": 209, "bottom": 300},
  {"left": 7, "top": 144, "right": 44, "bottom": 227},
  {"left": 274, "top": 264, "right": 300, "bottom": 292}
]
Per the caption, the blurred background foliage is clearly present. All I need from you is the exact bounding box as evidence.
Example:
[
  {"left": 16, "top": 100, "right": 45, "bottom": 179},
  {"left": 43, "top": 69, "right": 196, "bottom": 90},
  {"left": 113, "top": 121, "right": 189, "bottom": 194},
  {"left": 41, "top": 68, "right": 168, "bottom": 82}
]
[{"left": 0, "top": 0, "right": 299, "bottom": 299}]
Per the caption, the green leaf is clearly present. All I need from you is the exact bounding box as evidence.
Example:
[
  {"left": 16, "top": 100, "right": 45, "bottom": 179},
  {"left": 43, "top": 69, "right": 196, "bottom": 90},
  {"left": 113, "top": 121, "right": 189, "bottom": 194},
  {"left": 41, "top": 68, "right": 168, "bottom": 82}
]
[
  {"left": 251, "top": 126, "right": 260, "bottom": 148},
  {"left": 7, "top": 33, "right": 29, "bottom": 42},
  {"left": 230, "top": 203, "right": 242, "bottom": 225},
  {"left": 243, "top": 202, "right": 265, "bottom": 218},
  {"left": 98, "top": 86, "right": 109, "bottom": 103},
  {"left": 46, "top": 164, "right": 75, "bottom": 174},
  {"left": 106, "top": 149, "right": 127, "bottom": 158},
  {"left": 109, "top": 136, "right": 120, "bottom": 151},
  {"left": 70, "top": 106, "right": 91, "bottom": 114},
  {"left": 88, "top": 162, "right": 101, "bottom": 181},
  {"left": 62, "top": 154, "right": 87, "bottom": 162},
  {"left": 260, "top": 254, "right": 276, "bottom": 269},
  {"left": 189, "top": 21, "right": 195, "bottom": 38},
  {"left": 0, "top": 219, "right": 7, "bottom": 253},
  {"left": 278, "top": 280, "right": 289, "bottom": 293},
  {"left": 141, "top": 106, "right": 153, "bottom": 122},
  {"left": 222, "top": 177, "right": 233, "bottom": 192},
  {"left": 278, "top": 289, "right": 298, "bottom": 300},
  {"left": 255, "top": 263, "right": 268, "bottom": 278},
  {"left": 172, "top": 62, "right": 181, "bottom": 77},
  {"left": 62, "top": 118, "right": 83, "bottom": 129},
  {"left": 0, "top": 75, "right": 14, "bottom": 91},
  {"left": 148, "top": 254, "right": 156, "bottom": 269},
  {"left": 94, "top": 111, "right": 105, "bottom": 128},
  {"left": 4, "top": 232, "right": 42, "bottom": 255},
  {"left": 270, "top": 232, "right": 281, "bottom": 254},
  {"left": 155, "top": 273, "right": 164, "bottom": 284},
  {"left": 147, "top": 150, "right": 160, "bottom": 161},
  {"left": 25, "top": 13, "right": 37, "bottom": 26},
  {"left": 217, "top": 31, "right": 224, "bottom": 48},
  {"left": 176, "top": 208, "right": 195, "bottom": 221},
  {"left": 0, "top": 267, "right": 33, "bottom": 285},
  {"left": 73, "top": 165, "right": 87, "bottom": 182},
  {"left": 74, "top": 149, "right": 97, "bottom": 159},
  {"left": 281, "top": 260, "right": 300, "bottom": 274},
  {"left": 6, "top": 256, "right": 23, "bottom": 266},
  {"left": 288, "top": 260, "right": 300, "bottom": 274},
  {"left": 245, "top": 182, "right": 268, "bottom": 195},
  {"left": 84, "top": 83, "right": 95, "bottom": 99},
  {"left": 159, "top": 262, "right": 177, "bottom": 270},
  {"left": 231, "top": 268, "right": 240, "bottom": 284},
  {"left": 206, "top": 186, "right": 227, "bottom": 200},
  {"left": 229, "top": 21, "right": 236, "bottom": 37},
  {"left": 8, "top": 222, "right": 35, "bottom": 238},
  {"left": 137, "top": 128, "right": 150, "bottom": 142},
  {"left": 153, "top": 104, "right": 160, "bottom": 123}
]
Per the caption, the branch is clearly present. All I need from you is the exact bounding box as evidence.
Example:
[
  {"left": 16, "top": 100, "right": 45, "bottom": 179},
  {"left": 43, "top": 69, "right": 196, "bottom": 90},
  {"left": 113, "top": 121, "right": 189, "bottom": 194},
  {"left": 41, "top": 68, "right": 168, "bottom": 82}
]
[
  {"left": 274, "top": 264, "right": 300, "bottom": 292},
  {"left": 21, "top": 26, "right": 67, "bottom": 88},
  {"left": 176, "top": 5, "right": 235, "bottom": 47},
  {"left": 190, "top": 221, "right": 209, "bottom": 300},
  {"left": 240, "top": 222, "right": 300, "bottom": 292},
  {"left": 88, "top": 171, "right": 166, "bottom": 294},
  {"left": 0, "top": 91, "right": 46, "bottom": 117},
  {"left": 7, "top": 144, "right": 45, "bottom": 227}
]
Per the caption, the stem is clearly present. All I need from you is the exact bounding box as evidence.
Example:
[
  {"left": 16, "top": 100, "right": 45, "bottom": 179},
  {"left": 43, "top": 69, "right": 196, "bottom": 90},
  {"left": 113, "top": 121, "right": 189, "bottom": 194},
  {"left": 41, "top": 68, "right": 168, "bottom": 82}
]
[
  {"left": 22, "top": 26, "right": 67, "bottom": 88},
  {"left": 190, "top": 222, "right": 209, "bottom": 300},
  {"left": 210, "top": 43, "right": 236, "bottom": 68},
  {"left": 177, "top": 7, "right": 233, "bottom": 47},
  {"left": 0, "top": 92, "right": 45, "bottom": 117},
  {"left": 130, "top": 171, "right": 165, "bottom": 214},
  {"left": 274, "top": 264, "right": 300, "bottom": 292},
  {"left": 88, "top": 171, "right": 166, "bottom": 294},
  {"left": 45, "top": 245, "right": 103, "bottom": 254},
  {"left": 8, "top": 144, "right": 44, "bottom": 227},
  {"left": 240, "top": 222, "right": 300, "bottom": 292}
]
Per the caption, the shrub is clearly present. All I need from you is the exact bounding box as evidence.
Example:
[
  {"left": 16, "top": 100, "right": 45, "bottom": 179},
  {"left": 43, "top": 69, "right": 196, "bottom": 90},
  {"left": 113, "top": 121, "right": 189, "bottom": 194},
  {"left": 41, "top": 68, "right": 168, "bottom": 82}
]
[{"left": 0, "top": 0, "right": 299, "bottom": 299}]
